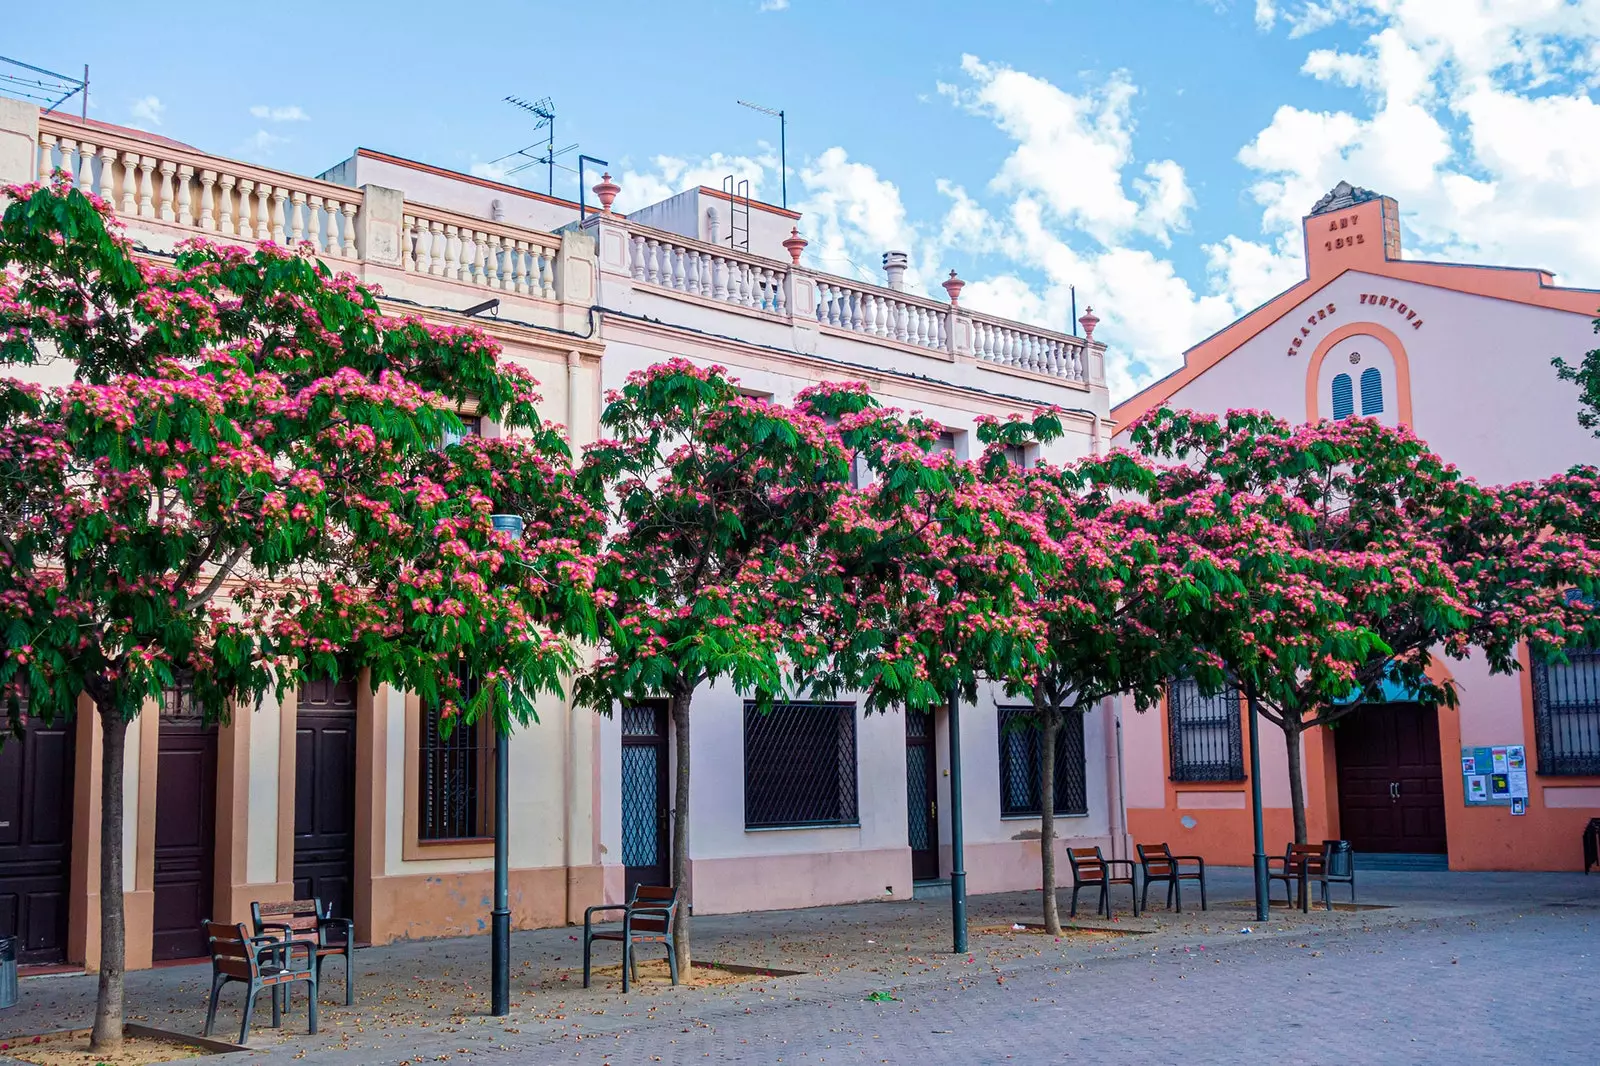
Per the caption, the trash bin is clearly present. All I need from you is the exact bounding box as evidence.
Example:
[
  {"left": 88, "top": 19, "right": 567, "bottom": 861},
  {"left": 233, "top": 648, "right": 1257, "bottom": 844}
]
[{"left": 0, "top": 935, "right": 17, "bottom": 1009}]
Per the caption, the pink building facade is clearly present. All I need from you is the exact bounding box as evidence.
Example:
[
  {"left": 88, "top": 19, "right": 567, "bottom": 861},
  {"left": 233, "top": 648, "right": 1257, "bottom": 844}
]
[{"left": 1112, "top": 182, "right": 1600, "bottom": 872}]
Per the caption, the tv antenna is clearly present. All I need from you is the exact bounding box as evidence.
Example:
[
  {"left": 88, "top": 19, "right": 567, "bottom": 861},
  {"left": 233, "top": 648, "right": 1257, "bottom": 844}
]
[
  {"left": 736, "top": 99, "right": 786, "bottom": 209},
  {"left": 492, "top": 95, "right": 575, "bottom": 196},
  {"left": 0, "top": 55, "right": 88, "bottom": 120}
]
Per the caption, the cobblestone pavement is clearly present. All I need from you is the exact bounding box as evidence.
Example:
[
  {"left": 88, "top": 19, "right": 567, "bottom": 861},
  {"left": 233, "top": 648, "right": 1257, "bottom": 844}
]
[{"left": 4, "top": 869, "right": 1596, "bottom": 1065}]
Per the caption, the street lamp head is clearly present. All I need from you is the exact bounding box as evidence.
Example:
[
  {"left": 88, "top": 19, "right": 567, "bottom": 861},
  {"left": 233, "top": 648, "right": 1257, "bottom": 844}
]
[{"left": 491, "top": 514, "right": 525, "bottom": 541}]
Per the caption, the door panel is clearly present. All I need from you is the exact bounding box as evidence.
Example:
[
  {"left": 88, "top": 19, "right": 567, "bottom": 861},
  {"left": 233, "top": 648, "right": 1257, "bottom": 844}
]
[
  {"left": 294, "top": 711, "right": 357, "bottom": 921},
  {"left": 621, "top": 703, "right": 669, "bottom": 896},
  {"left": 906, "top": 712, "right": 939, "bottom": 881},
  {"left": 153, "top": 721, "right": 217, "bottom": 961},
  {"left": 1334, "top": 704, "right": 1447, "bottom": 855},
  {"left": 0, "top": 717, "right": 75, "bottom": 964}
]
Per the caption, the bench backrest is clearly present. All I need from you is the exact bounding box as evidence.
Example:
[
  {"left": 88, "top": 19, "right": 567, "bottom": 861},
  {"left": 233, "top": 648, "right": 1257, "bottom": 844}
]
[
  {"left": 251, "top": 898, "right": 325, "bottom": 937},
  {"left": 628, "top": 884, "right": 678, "bottom": 934},
  {"left": 1137, "top": 843, "right": 1174, "bottom": 875},
  {"left": 206, "top": 920, "right": 258, "bottom": 980},
  {"left": 1066, "top": 846, "right": 1107, "bottom": 881},
  {"left": 1286, "top": 843, "right": 1325, "bottom": 872}
]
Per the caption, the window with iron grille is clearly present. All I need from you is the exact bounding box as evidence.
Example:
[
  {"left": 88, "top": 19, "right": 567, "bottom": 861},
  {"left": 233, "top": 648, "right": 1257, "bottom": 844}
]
[
  {"left": 418, "top": 672, "right": 493, "bottom": 841},
  {"left": 743, "top": 701, "right": 858, "bottom": 829},
  {"left": 161, "top": 669, "right": 201, "bottom": 722},
  {"left": 1532, "top": 649, "right": 1600, "bottom": 776},
  {"left": 997, "top": 706, "right": 1088, "bottom": 817},
  {"left": 1167, "top": 678, "right": 1245, "bottom": 782}
]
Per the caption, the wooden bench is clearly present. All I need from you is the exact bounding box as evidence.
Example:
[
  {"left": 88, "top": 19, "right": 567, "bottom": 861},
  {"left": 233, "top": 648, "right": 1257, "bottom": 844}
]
[
  {"left": 202, "top": 920, "right": 318, "bottom": 1046},
  {"left": 582, "top": 884, "right": 680, "bottom": 993},
  {"left": 1066, "top": 846, "right": 1140, "bottom": 918},
  {"left": 250, "top": 898, "right": 355, "bottom": 1005},
  {"left": 1136, "top": 842, "right": 1208, "bottom": 912},
  {"left": 1266, "top": 843, "right": 1325, "bottom": 912}
]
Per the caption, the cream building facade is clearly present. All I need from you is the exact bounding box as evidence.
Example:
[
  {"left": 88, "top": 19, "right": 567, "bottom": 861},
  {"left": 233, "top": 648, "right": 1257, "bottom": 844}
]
[{"left": 0, "top": 96, "right": 1118, "bottom": 971}]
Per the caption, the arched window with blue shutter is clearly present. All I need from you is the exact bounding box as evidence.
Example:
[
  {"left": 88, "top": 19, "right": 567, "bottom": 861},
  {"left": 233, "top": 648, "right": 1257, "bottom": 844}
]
[
  {"left": 1331, "top": 373, "right": 1354, "bottom": 420},
  {"left": 1360, "top": 367, "right": 1384, "bottom": 415}
]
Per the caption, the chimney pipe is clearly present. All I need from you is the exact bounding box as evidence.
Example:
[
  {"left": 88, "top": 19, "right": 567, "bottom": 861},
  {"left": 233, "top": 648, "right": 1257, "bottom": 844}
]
[{"left": 882, "top": 251, "right": 908, "bottom": 292}]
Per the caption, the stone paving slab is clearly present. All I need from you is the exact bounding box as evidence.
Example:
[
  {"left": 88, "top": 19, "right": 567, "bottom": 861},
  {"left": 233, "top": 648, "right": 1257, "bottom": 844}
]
[{"left": 0, "top": 868, "right": 1593, "bottom": 1064}]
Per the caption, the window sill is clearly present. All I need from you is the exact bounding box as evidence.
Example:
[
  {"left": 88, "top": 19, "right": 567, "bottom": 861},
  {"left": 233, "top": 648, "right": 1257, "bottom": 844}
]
[
  {"left": 1001, "top": 812, "right": 1089, "bottom": 821},
  {"left": 403, "top": 837, "right": 495, "bottom": 861},
  {"left": 1167, "top": 778, "right": 1248, "bottom": 788},
  {"left": 744, "top": 823, "right": 862, "bottom": 833}
]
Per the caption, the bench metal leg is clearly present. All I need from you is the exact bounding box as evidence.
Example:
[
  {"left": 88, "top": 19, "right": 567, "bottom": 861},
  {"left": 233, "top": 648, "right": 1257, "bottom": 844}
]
[
  {"left": 1172, "top": 877, "right": 1182, "bottom": 914},
  {"left": 271, "top": 982, "right": 282, "bottom": 1028},
  {"left": 582, "top": 932, "right": 593, "bottom": 988},
  {"left": 345, "top": 951, "right": 356, "bottom": 1005},
  {"left": 239, "top": 987, "right": 257, "bottom": 1046},
  {"left": 1069, "top": 884, "right": 1081, "bottom": 918},
  {"left": 621, "top": 940, "right": 631, "bottom": 995},
  {"left": 203, "top": 974, "right": 226, "bottom": 1038},
  {"left": 665, "top": 940, "right": 679, "bottom": 986},
  {"left": 307, "top": 974, "right": 319, "bottom": 1035}
]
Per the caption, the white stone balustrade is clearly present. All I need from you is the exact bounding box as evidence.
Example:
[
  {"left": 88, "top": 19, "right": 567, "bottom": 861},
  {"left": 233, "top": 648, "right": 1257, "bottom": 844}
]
[
  {"left": 400, "top": 207, "right": 558, "bottom": 297},
  {"left": 37, "top": 118, "right": 360, "bottom": 261},
  {"left": 625, "top": 225, "right": 788, "bottom": 315},
  {"left": 968, "top": 314, "right": 1090, "bottom": 382},
  {"left": 814, "top": 278, "right": 948, "bottom": 353}
]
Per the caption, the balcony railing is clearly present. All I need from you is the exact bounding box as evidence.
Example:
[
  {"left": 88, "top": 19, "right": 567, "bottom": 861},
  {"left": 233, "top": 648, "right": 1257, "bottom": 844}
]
[
  {"left": 606, "top": 216, "right": 1100, "bottom": 388},
  {"left": 32, "top": 115, "right": 571, "bottom": 305},
  {"left": 37, "top": 117, "right": 362, "bottom": 262}
]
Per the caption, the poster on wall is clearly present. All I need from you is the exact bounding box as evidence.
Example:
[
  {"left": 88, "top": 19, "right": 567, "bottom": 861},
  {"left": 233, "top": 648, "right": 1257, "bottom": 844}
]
[{"left": 1461, "top": 745, "right": 1527, "bottom": 807}]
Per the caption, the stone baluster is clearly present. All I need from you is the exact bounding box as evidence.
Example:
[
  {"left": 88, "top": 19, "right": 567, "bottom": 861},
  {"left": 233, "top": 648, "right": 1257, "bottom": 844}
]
[
  {"left": 508, "top": 239, "right": 527, "bottom": 293},
  {"left": 55, "top": 137, "right": 77, "bottom": 187},
  {"left": 36, "top": 133, "right": 56, "bottom": 182},
  {"left": 234, "top": 178, "right": 255, "bottom": 236},
  {"left": 539, "top": 245, "right": 556, "bottom": 298},
  {"left": 642, "top": 239, "right": 659, "bottom": 284},
  {"left": 708, "top": 256, "right": 724, "bottom": 302},
  {"left": 118, "top": 150, "right": 140, "bottom": 215},
  {"left": 625, "top": 235, "right": 641, "bottom": 280},
  {"left": 471, "top": 232, "right": 488, "bottom": 285},
  {"left": 423, "top": 219, "right": 442, "bottom": 275},
  {"left": 439, "top": 225, "right": 457, "bottom": 279},
  {"left": 198, "top": 171, "right": 216, "bottom": 230},
  {"left": 74, "top": 140, "right": 96, "bottom": 193},
  {"left": 772, "top": 268, "right": 787, "bottom": 315},
  {"left": 135, "top": 157, "right": 155, "bottom": 217},
  {"left": 288, "top": 191, "right": 307, "bottom": 244},
  {"left": 745, "top": 265, "right": 761, "bottom": 310},
  {"left": 175, "top": 165, "right": 193, "bottom": 227},
  {"left": 407, "top": 218, "right": 425, "bottom": 272},
  {"left": 464, "top": 231, "right": 482, "bottom": 284},
  {"left": 665, "top": 245, "right": 681, "bottom": 291},
  {"left": 726, "top": 260, "right": 742, "bottom": 307},
  {"left": 156, "top": 161, "right": 175, "bottom": 221},
  {"left": 339, "top": 201, "right": 358, "bottom": 258},
  {"left": 480, "top": 233, "right": 497, "bottom": 286},
  {"left": 217, "top": 174, "right": 236, "bottom": 234},
  {"left": 96, "top": 146, "right": 117, "bottom": 203},
  {"left": 257, "top": 185, "right": 275, "bottom": 240}
]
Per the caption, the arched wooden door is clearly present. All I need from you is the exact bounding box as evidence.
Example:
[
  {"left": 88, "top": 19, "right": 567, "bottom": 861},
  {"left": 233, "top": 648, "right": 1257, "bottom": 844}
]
[{"left": 152, "top": 684, "right": 218, "bottom": 961}]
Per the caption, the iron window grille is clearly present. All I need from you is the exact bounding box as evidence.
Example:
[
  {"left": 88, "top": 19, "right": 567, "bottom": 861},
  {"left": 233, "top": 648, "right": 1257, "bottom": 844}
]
[
  {"left": 160, "top": 669, "right": 201, "bottom": 722},
  {"left": 744, "top": 701, "right": 859, "bottom": 829},
  {"left": 1532, "top": 650, "right": 1600, "bottom": 776},
  {"left": 1167, "top": 678, "right": 1246, "bottom": 782},
  {"left": 997, "top": 705, "right": 1088, "bottom": 817},
  {"left": 419, "top": 671, "right": 493, "bottom": 841}
]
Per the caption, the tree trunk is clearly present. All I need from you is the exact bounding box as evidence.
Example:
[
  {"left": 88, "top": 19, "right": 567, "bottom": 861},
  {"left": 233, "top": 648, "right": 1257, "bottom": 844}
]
[
  {"left": 91, "top": 708, "right": 128, "bottom": 1053},
  {"left": 1039, "top": 710, "right": 1061, "bottom": 937},
  {"left": 669, "top": 689, "right": 692, "bottom": 974},
  {"left": 1282, "top": 720, "right": 1308, "bottom": 845}
]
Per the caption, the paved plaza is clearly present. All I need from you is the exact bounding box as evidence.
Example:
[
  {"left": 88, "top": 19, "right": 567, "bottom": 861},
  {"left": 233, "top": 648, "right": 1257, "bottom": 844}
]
[{"left": 2, "top": 868, "right": 1595, "bottom": 1065}]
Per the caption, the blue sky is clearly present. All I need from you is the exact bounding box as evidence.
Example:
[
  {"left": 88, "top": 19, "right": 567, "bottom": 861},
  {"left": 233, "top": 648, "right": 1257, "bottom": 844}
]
[{"left": 9, "top": 1, "right": 1600, "bottom": 397}]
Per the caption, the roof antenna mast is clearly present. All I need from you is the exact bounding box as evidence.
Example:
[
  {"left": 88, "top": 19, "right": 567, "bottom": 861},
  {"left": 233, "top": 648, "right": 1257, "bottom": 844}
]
[
  {"left": 499, "top": 95, "right": 575, "bottom": 197},
  {"left": 736, "top": 99, "right": 786, "bottom": 209}
]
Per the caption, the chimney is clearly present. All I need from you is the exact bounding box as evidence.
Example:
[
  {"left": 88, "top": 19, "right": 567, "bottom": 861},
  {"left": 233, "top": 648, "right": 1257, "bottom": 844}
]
[{"left": 882, "top": 251, "right": 908, "bottom": 291}]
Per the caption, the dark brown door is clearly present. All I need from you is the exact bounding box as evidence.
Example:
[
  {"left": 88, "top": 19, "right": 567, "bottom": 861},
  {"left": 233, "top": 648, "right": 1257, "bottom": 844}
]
[
  {"left": 620, "top": 703, "right": 669, "bottom": 896},
  {"left": 1335, "top": 703, "right": 1447, "bottom": 854},
  {"left": 153, "top": 717, "right": 218, "bottom": 961},
  {"left": 294, "top": 672, "right": 358, "bottom": 922},
  {"left": 0, "top": 715, "right": 76, "bottom": 964},
  {"left": 906, "top": 711, "right": 940, "bottom": 881}
]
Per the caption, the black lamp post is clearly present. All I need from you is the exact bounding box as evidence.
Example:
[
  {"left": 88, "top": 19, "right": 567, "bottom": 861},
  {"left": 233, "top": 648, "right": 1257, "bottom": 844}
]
[
  {"left": 488, "top": 513, "right": 524, "bottom": 1015},
  {"left": 1246, "top": 686, "right": 1269, "bottom": 923},
  {"left": 948, "top": 685, "right": 968, "bottom": 953}
]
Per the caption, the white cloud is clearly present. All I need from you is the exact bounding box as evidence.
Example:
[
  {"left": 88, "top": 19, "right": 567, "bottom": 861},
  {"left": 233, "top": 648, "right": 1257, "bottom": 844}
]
[
  {"left": 239, "top": 129, "right": 289, "bottom": 157},
  {"left": 249, "top": 104, "right": 310, "bottom": 122},
  {"left": 615, "top": 151, "right": 775, "bottom": 213},
  {"left": 613, "top": 8, "right": 1600, "bottom": 402},
  {"left": 128, "top": 95, "right": 164, "bottom": 128},
  {"left": 758, "top": 0, "right": 789, "bottom": 9}
]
